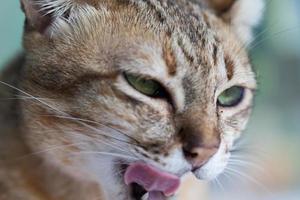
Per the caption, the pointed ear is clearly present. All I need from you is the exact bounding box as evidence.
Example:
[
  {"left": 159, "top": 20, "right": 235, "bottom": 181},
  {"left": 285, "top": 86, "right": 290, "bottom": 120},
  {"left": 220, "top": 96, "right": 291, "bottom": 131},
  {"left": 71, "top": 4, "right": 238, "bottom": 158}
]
[
  {"left": 207, "top": 0, "right": 265, "bottom": 44},
  {"left": 21, "top": 0, "right": 52, "bottom": 33},
  {"left": 20, "top": 0, "right": 98, "bottom": 36}
]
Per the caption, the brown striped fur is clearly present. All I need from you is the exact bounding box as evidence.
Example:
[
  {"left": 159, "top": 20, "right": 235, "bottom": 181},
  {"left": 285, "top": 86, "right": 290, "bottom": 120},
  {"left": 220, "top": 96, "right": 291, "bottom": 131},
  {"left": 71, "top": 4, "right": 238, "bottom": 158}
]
[{"left": 0, "top": 0, "right": 263, "bottom": 199}]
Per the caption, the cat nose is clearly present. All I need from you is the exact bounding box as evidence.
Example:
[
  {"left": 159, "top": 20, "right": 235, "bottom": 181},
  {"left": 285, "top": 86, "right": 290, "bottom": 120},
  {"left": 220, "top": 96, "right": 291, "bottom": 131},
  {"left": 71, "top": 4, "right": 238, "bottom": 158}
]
[{"left": 181, "top": 131, "right": 220, "bottom": 169}]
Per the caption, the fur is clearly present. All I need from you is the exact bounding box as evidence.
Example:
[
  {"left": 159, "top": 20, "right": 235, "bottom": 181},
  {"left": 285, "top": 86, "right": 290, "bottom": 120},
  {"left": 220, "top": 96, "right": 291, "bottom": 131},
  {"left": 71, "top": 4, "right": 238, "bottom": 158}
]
[{"left": 0, "top": 0, "right": 263, "bottom": 199}]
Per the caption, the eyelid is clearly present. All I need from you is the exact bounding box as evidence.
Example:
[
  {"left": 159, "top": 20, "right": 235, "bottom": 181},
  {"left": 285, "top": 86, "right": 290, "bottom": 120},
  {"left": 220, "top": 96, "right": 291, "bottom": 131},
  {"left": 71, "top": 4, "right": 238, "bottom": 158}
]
[
  {"left": 218, "top": 87, "right": 255, "bottom": 112},
  {"left": 217, "top": 86, "right": 245, "bottom": 107},
  {"left": 122, "top": 72, "right": 176, "bottom": 110}
]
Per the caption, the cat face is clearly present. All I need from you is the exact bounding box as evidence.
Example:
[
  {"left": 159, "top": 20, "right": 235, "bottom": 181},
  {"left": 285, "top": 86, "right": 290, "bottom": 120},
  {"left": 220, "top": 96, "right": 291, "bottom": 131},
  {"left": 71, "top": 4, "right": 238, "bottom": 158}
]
[{"left": 20, "top": 0, "right": 263, "bottom": 199}]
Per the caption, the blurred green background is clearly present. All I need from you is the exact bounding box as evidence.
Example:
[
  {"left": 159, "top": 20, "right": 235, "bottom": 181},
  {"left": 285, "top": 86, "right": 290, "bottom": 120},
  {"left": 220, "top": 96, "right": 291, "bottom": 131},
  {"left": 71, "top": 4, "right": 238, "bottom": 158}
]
[
  {"left": 0, "top": 0, "right": 299, "bottom": 199},
  {"left": 249, "top": 0, "right": 300, "bottom": 183},
  {"left": 0, "top": 1, "right": 23, "bottom": 67}
]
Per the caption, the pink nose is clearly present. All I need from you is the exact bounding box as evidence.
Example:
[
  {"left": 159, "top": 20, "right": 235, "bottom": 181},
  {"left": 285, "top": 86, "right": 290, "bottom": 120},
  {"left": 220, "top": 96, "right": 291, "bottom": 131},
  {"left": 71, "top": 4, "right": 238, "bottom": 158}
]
[
  {"left": 183, "top": 144, "right": 219, "bottom": 169},
  {"left": 181, "top": 130, "right": 220, "bottom": 169}
]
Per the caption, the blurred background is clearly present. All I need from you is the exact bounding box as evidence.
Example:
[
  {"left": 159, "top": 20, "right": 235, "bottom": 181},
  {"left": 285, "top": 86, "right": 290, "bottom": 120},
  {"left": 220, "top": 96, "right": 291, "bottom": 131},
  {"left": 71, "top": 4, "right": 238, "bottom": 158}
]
[{"left": 0, "top": 0, "right": 300, "bottom": 200}]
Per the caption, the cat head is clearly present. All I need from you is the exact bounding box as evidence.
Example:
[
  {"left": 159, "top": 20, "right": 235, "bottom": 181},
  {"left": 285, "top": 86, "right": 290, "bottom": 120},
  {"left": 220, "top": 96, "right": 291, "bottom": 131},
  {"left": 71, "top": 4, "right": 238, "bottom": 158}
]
[{"left": 20, "top": 0, "right": 263, "bottom": 199}]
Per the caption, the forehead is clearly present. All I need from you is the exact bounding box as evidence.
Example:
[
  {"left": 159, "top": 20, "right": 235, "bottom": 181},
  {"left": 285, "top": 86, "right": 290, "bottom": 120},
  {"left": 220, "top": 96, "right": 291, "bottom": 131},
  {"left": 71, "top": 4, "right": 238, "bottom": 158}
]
[
  {"left": 55, "top": 0, "right": 249, "bottom": 69},
  {"left": 105, "top": 0, "right": 251, "bottom": 71},
  {"left": 110, "top": 1, "right": 253, "bottom": 79},
  {"left": 52, "top": 1, "right": 254, "bottom": 95},
  {"left": 107, "top": 2, "right": 254, "bottom": 104}
]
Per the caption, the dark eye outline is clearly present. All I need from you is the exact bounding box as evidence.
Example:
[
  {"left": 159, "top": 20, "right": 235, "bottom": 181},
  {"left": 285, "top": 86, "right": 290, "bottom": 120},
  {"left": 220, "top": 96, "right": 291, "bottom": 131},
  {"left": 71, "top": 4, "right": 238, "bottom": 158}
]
[
  {"left": 123, "top": 72, "right": 174, "bottom": 107},
  {"left": 217, "top": 86, "right": 245, "bottom": 107}
]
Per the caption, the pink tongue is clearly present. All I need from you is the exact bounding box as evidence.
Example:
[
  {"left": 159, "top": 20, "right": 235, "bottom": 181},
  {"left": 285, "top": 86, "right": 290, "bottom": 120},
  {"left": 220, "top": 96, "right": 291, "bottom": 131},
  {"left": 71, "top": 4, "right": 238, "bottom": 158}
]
[{"left": 124, "top": 163, "right": 180, "bottom": 199}]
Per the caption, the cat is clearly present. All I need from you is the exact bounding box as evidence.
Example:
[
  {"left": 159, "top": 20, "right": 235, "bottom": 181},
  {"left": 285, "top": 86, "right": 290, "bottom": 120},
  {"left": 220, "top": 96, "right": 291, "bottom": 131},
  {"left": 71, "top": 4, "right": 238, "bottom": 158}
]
[{"left": 0, "top": 0, "right": 264, "bottom": 199}]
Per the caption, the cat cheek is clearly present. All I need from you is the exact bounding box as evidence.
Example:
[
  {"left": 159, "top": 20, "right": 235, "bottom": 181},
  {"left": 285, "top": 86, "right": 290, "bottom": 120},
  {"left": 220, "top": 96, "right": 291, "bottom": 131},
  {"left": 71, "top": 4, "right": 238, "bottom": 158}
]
[{"left": 193, "top": 141, "right": 230, "bottom": 180}]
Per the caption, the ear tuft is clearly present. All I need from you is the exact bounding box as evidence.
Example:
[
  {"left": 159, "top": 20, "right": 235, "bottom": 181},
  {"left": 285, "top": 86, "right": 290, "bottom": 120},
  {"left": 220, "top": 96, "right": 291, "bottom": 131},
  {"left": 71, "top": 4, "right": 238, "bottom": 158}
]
[
  {"left": 20, "top": 0, "right": 96, "bottom": 37},
  {"left": 35, "top": 0, "right": 74, "bottom": 19},
  {"left": 21, "top": 0, "right": 51, "bottom": 33},
  {"left": 226, "top": 0, "right": 265, "bottom": 44},
  {"left": 205, "top": 0, "right": 265, "bottom": 44}
]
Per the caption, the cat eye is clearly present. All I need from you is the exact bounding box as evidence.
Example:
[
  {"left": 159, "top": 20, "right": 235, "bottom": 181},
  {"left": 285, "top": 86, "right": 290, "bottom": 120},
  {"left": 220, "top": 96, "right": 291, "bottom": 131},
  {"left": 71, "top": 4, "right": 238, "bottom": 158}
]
[
  {"left": 124, "top": 73, "right": 169, "bottom": 99},
  {"left": 217, "top": 86, "right": 245, "bottom": 107}
]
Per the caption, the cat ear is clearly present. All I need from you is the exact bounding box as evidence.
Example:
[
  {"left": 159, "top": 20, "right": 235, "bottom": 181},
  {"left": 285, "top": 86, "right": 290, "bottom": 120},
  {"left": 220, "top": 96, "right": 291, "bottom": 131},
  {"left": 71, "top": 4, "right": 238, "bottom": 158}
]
[
  {"left": 21, "top": 0, "right": 51, "bottom": 33},
  {"left": 20, "top": 0, "right": 97, "bottom": 36},
  {"left": 207, "top": 0, "right": 265, "bottom": 44}
]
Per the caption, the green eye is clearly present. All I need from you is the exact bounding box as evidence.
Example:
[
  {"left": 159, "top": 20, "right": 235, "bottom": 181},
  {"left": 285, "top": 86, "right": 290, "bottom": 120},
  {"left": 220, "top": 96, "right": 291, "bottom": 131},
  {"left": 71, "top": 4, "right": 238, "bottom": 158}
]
[
  {"left": 124, "top": 73, "right": 164, "bottom": 97},
  {"left": 217, "top": 86, "right": 245, "bottom": 107}
]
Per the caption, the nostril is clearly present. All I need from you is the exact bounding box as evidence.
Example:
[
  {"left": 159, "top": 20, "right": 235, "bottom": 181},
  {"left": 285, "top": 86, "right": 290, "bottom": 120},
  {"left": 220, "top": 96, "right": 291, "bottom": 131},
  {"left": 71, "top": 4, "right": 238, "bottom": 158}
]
[{"left": 183, "top": 148, "right": 198, "bottom": 159}]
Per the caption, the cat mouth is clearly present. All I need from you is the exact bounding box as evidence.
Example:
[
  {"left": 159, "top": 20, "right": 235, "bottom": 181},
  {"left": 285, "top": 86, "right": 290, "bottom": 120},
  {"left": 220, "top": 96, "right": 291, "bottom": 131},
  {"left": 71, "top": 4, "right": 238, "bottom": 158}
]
[
  {"left": 122, "top": 162, "right": 181, "bottom": 200},
  {"left": 130, "top": 182, "right": 147, "bottom": 200}
]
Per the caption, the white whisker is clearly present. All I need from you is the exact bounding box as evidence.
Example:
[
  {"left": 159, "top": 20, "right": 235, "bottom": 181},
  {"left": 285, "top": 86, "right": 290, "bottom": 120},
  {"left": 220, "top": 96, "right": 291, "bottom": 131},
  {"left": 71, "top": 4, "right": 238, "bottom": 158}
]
[
  {"left": 228, "top": 159, "right": 265, "bottom": 172},
  {"left": 0, "top": 81, "right": 140, "bottom": 147},
  {"left": 225, "top": 166, "right": 270, "bottom": 193},
  {"left": 71, "top": 151, "right": 138, "bottom": 161},
  {"left": 13, "top": 142, "right": 86, "bottom": 161},
  {"left": 214, "top": 177, "right": 226, "bottom": 193}
]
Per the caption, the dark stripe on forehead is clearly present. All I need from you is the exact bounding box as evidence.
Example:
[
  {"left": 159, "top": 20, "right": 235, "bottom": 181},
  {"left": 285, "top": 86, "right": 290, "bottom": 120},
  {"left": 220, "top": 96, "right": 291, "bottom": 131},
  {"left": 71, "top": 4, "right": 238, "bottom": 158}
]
[
  {"left": 212, "top": 44, "right": 218, "bottom": 66},
  {"left": 163, "top": 42, "right": 177, "bottom": 76},
  {"left": 134, "top": 0, "right": 217, "bottom": 69},
  {"left": 202, "top": 11, "right": 211, "bottom": 29},
  {"left": 141, "top": 0, "right": 166, "bottom": 23},
  {"left": 177, "top": 37, "right": 195, "bottom": 64},
  {"left": 225, "top": 56, "right": 234, "bottom": 80}
]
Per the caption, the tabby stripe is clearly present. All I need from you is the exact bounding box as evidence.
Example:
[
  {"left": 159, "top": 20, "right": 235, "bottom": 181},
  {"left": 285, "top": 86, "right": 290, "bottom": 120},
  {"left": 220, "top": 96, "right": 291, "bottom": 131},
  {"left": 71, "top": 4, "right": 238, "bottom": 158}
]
[
  {"left": 225, "top": 56, "right": 235, "bottom": 80},
  {"left": 212, "top": 44, "right": 219, "bottom": 66},
  {"left": 163, "top": 43, "right": 177, "bottom": 76},
  {"left": 177, "top": 37, "right": 195, "bottom": 64},
  {"left": 141, "top": 0, "right": 166, "bottom": 23}
]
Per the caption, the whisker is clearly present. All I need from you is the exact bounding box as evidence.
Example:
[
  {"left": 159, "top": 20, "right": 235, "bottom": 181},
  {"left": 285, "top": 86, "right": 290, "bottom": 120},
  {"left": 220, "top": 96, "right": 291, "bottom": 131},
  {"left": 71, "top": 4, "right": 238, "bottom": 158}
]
[
  {"left": 44, "top": 114, "right": 141, "bottom": 146},
  {"left": 249, "top": 26, "right": 300, "bottom": 52},
  {"left": 225, "top": 166, "right": 270, "bottom": 193},
  {"left": 214, "top": 177, "right": 226, "bottom": 193},
  {"left": 71, "top": 151, "right": 138, "bottom": 161},
  {"left": 228, "top": 159, "right": 265, "bottom": 172},
  {"left": 11, "top": 130, "right": 137, "bottom": 162},
  {"left": 220, "top": 171, "right": 232, "bottom": 185},
  {"left": 0, "top": 81, "right": 142, "bottom": 148},
  {"left": 12, "top": 142, "right": 86, "bottom": 161},
  {"left": 230, "top": 148, "right": 269, "bottom": 160}
]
